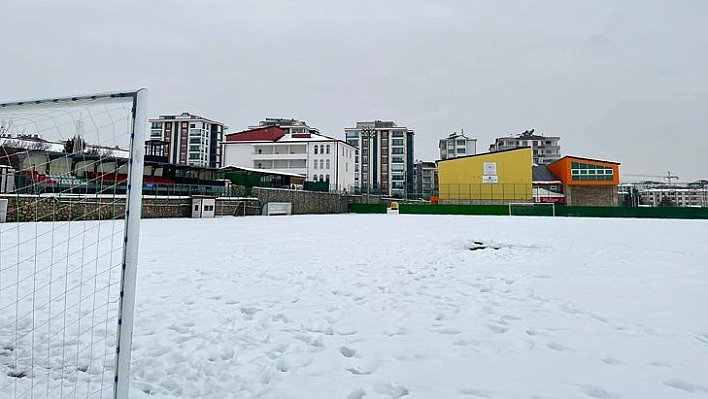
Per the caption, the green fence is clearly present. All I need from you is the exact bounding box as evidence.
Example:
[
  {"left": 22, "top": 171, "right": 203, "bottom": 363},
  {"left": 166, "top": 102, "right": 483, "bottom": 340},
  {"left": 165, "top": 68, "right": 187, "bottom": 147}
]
[
  {"left": 347, "top": 203, "right": 708, "bottom": 219},
  {"left": 348, "top": 203, "right": 388, "bottom": 214}
]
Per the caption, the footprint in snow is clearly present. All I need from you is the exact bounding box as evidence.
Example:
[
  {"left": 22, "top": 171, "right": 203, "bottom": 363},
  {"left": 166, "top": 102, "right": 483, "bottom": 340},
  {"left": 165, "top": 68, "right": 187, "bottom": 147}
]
[
  {"left": 375, "top": 382, "right": 410, "bottom": 398},
  {"left": 579, "top": 385, "right": 617, "bottom": 398},
  {"left": 695, "top": 333, "right": 708, "bottom": 345},
  {"left": 459, "top": 388, "right": 493, "bottom": 397},
  {"left": 487, "top": 324, "right": 508, "bottom": 334},
  {"left": 664, "top": 379, "right": 708, "bottom": 393},
  {"left": 546, "top": 341, "right": 570, "bottom": 351},
  {"left": 340, "top": 346, "right": 357, "bottom": 358}
]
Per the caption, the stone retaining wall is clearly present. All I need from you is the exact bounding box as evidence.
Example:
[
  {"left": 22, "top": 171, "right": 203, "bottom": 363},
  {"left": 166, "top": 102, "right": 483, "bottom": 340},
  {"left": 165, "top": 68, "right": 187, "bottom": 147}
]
[
  {"left": 0, "top": 196, "right": 261, "bottom": 222},
  {"left": 252, "top": 187, "right": 350, "bottom": 214}
]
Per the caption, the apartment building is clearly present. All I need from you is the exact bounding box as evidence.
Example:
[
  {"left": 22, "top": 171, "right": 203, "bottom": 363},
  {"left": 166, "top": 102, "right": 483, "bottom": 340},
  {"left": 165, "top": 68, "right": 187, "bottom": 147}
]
[
  {"left": 344, "top": 120, "right": 415, "bottom": 198},
  {"left": 414, "top": 161, "right": 438, "bottom": 200},
  {"left": 222, "top": 122, "right": 356, "bottom": 192},
  {"left": 639, "top": 187, "right": 708, "bottom": 207},
  {"left": 489, "top": 129, "right": 560, "bottom": 165},
  {"left": 439, "top": 132, "right": 476, "bottom": 160},
  {"left": 149, "top": 112, "right": 226, "bottom": 168}
]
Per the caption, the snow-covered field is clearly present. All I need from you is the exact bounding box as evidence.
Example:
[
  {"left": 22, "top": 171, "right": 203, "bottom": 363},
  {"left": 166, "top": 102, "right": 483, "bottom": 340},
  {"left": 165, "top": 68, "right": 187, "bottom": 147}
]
[
  {"left": 128, "top": 214, "right": 708, "bottom": 399},
  {"left": 2, "top": 214, "right": 708, "bottom": 398}
]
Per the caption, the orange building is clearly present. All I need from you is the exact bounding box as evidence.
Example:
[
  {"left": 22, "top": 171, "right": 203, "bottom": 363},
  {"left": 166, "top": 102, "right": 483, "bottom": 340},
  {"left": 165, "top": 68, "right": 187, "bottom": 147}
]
[{"left": 547, "top": 156, "right": 620, "bottom": 206}]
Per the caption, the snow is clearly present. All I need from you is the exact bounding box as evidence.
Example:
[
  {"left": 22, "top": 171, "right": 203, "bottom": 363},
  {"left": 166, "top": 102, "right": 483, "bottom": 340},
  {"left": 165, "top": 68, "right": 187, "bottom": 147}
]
[{"left": 4, "top": 214, "right": 708, "bottom": 398}]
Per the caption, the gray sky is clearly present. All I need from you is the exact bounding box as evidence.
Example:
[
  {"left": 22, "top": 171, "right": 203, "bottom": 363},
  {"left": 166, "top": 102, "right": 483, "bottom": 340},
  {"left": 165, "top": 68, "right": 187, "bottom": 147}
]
[{"left": 2, "top": 0, "right": 707, "bottom": 182}]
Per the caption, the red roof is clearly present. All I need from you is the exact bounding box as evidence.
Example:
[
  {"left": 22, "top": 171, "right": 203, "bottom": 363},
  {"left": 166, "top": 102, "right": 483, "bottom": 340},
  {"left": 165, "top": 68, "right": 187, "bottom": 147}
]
[{"left": 225, "top": 126, "right": 285, "bottom": 142}]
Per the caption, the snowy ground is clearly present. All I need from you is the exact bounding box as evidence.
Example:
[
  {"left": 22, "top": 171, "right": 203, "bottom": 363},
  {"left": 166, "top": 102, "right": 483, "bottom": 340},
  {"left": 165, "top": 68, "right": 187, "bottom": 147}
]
[
  {"left": 1, "top": 214, "right": 707, "bottom": 398},
  {"left": 125, "top": 214, "right": 708, "bottom": 399}
]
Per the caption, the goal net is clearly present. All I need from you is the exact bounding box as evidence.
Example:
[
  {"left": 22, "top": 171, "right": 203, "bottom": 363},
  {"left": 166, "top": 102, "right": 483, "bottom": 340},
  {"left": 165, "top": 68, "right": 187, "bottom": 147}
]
[
  {"left": 0, "top": 90, "right": 147, "bottom": 398},
  {"left": 262, "top": 202, "right": 293, "bottom": 216},
  {"left": 508, "top": 202, "right": 555, "bottom": 216}
]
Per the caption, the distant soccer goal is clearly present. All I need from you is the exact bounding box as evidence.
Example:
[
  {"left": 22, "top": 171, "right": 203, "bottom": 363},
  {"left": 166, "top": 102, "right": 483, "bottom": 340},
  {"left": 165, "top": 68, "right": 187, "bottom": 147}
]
[
  {"left": 0, "top": 90, "right": 147, "bottom": 398},
  {"left": 508, "top": 202, "right": 555, "bottom": 216},
  {"left": 262, "top": 202, "right": 292, "bottom": 216}
]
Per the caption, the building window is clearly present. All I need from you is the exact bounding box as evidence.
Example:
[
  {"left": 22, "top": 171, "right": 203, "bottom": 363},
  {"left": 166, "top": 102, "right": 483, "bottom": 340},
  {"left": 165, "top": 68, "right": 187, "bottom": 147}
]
[
  {"left": 313, "top": 174, "right": 318, "bottom": 181},
  {"left": 326, "top": 145, "right": 330, "bottom": 154},
  {"left": 314, "top": 161, "right": 318, "bottom": 169},
  {"left": 571, "top": 162, "right": 614, "bottom": 181},
  {"left": 320, "top": 145, "right": 324, "bottom": 154},
  {"left": 314, "top": 146, "right": 318, "bottom": 154},
  {"left": 319, "top": 160, "right": 324, "bottom": 169},
  {"left": 326, "top": 159, "right": 330, "bottom": 169},
  {"left": 319, "top": 174, "right": 324, "bottom": 181},
  {"left": 326, "top": 174, "right": 330, "bottom": 181}
]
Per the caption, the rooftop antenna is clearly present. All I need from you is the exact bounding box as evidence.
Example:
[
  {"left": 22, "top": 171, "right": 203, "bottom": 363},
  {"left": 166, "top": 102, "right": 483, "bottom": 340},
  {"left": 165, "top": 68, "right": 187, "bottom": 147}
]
[{"left": 72, "top": 118, "right": 86, "bottom": 153}]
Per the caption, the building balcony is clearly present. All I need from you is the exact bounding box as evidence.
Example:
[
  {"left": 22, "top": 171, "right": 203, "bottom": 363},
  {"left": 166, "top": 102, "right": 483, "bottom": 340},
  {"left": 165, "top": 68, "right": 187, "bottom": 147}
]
[{"left": 252, "top": 152, "right": 307, "bottom": 160}]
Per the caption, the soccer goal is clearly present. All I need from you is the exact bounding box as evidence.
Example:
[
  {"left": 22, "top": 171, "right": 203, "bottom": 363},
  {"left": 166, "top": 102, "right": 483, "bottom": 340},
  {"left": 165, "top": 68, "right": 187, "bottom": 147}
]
[
  {"left": 508, "top": 202, "right": 556, "bottom": 216},
  {"left": 0, "top": 90, "right": 147, "bottom": 398},
  {"left": 262, "top": 202, "right": 293, "bottom": 216}
]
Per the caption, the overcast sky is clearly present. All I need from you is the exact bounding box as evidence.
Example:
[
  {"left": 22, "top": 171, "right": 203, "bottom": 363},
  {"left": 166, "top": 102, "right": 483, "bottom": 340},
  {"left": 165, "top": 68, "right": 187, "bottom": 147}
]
[{"left": 2, "top": 1, "right": 706, "bottom": 181}]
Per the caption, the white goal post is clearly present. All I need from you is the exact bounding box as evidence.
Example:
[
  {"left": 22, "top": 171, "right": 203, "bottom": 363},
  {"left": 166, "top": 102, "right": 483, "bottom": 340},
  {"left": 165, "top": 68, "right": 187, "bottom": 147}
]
[
  {"left": 262, "top": 202, "right": 292, "bottom": 216},
  {"left": 508, "top": 202, "right": 556, "bottom": 216},
  {"left": 0, "top": 89, "right": 146, "bottom": 399}
]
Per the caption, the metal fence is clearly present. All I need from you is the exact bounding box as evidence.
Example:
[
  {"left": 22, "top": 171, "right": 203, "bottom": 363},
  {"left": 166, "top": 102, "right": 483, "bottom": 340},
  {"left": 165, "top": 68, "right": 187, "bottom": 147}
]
[
  {"left": 348, "top": 203, "right": 708, "bottom": 219},
  {"left": 437, "top": 183, "right": 534, "bottom": 204}
]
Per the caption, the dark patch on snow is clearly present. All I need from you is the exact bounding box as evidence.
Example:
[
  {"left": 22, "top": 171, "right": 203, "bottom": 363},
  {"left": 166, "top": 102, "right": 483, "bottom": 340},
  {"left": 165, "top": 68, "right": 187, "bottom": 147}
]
[
  {"left": 468, "top": 241, "right": 501, "bottom": 251},
  {"left": 7, "top": 370, "right": 27, "bottom": 378}
]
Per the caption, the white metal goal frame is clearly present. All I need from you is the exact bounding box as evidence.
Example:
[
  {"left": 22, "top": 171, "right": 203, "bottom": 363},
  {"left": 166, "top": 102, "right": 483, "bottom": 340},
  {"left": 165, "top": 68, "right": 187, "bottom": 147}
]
[
  {"left": 508, "top": 202, "right": 556, "bottom": 216},
  {"left": 0, "top": 89, "right": 146, "bottom": 399}
]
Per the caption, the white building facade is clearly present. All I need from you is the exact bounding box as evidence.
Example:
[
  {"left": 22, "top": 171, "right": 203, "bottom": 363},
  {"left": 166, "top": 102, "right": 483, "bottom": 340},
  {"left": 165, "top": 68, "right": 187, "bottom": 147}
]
[
  {"left": 222, "top": 125, "right": 356, "bottom": 193},
  {"left": 149, "top": 112, "right": 227, "bottom": 168},
  {"left": 344, "top": 120, "right": 415, "bottom": 198},
  {"left": 489, "top": 129, "right": 560, "bottom": 165},
  {"left": 639, "top": 187, "right": 708, "bottom": 207},
  {"left": 439, "top": 132, "right": 476, "bottom": 160}
]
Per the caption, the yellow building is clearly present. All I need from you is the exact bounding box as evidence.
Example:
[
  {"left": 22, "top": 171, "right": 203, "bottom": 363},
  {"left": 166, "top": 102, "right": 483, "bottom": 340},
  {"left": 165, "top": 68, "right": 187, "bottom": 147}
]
[{"left": 437, "top": 147, "right": 533, "bottom": 204}]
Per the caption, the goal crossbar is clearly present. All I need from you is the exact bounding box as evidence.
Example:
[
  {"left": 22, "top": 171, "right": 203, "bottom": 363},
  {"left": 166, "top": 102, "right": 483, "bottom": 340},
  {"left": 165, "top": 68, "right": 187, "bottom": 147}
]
[{"left": 508, "top": 202, "right": 556, "bottom": 216}]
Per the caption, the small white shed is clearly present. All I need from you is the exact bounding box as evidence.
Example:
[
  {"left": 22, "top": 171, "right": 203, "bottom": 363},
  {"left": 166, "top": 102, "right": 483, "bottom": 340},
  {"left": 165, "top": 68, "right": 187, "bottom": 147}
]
[{"left": 191, "top": 196, "right": 217, "bottom": 218}]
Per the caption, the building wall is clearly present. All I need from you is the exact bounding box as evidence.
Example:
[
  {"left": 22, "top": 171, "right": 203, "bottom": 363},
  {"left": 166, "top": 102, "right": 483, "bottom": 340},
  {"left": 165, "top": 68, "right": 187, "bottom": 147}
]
[
  {"left": 308, "top": 141, "right": 335, "bottom": 187},
  {"left": 439, "top": 136, "right": 477, "bottom": 160},
  {"left": 335, "top": 141, "right": 356, "bottom": 193},
  {"left": 437, "top": 148, "right": 533, "bottom": 202},
  {"left": 490, "top": 135, "right": 560, "bottom": 165},
  {"left": 547, "top": 157, "right": 620, "bottom": 186},
  {"left": 345, "top": 121, "right": 415, "bottom": 197},
  {"left": 222, "top": 138, "right": 355, "bottom": 193},
  {"left": 565, "top": 185, "right": 619, "bottom": 207},
  {"left": 150, "top": 114, "right": 226, "bottom": 168},
  {"left": 222, "top": 143, "right": 254, "bottom": 168},
  {"left": 640, "top": 188, "right": 708, "bottom": 207}
]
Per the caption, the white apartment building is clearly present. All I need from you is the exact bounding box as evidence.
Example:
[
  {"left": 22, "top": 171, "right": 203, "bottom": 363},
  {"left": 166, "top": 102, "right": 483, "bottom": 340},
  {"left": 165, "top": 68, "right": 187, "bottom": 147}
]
[
  {"left": 489, "top": 129, "right": 560, "bottom": 165},
  {"left": 344, "top": 120, "right": 415, "bottom": 198},
  {"left": 639, "top": 187, "right": 708, "bottom": 207},
  {"left": 222, "top": 123, "right": 356, "bottom": 192},
  {"left": 439, "top": 132, "right": 476, "bottom": 160},
  {"left": 149, "top": 112, "right": 227, "bottom": 168}
]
